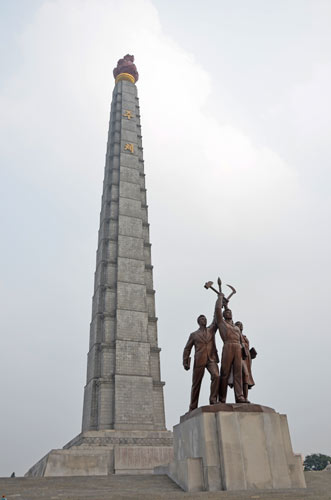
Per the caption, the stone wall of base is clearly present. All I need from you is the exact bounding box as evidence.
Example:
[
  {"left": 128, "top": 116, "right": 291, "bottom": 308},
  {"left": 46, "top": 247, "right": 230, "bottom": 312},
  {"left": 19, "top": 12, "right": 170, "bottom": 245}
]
[
  {"left": 114, "top": 446, "right": 173, "bottom": 474},
  {"left": 157, "top": 403, "right": 306, "bottom": 492},
  {"left": 26, "top": 429, "right": 173, "bottom": 477},
  {"left": 25, "top": 445, "right": 173, "bottom": 477},
  {"left": 26, "top": 449, "right": 113, "bottom": 477}
]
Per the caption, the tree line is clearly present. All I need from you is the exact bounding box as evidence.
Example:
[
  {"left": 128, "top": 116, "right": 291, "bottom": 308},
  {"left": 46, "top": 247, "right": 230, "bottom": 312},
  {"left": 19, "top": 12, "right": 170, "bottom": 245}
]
[{"left": 304, "top": 454, "right": 331, "bottom": 471}]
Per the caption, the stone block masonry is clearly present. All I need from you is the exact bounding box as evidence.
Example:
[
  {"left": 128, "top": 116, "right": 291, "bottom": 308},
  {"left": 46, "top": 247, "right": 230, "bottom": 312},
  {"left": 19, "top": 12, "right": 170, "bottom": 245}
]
[{"left": 80, "top": 79, "right": 167, "bottom": 434}]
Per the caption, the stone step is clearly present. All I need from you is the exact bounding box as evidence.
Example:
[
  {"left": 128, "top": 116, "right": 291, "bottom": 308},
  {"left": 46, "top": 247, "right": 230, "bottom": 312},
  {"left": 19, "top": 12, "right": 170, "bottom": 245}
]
[
  {"left": 0, "top": 471, "right": 330, "bottom": 499},
  {"left": 0, "top": 475, "right": 180, "bottom": 500}
]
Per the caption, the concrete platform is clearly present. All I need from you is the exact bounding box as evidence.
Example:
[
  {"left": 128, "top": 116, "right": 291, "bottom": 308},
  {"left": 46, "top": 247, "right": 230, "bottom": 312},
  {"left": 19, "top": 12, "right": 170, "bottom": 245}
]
[
  {"left": 0, "top": 471, "right": 330, "bottom": 499},
  {"left": 159, "top": 403, "right": 306, "bottom": 492},
  {"left": 25, "top": 429, "right": 173, "bottom": 476}
]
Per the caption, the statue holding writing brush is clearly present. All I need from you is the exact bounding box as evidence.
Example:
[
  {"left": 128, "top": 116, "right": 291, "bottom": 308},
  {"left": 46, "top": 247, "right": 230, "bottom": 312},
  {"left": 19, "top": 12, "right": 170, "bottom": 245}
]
[
  {"left": 204, "top": 278, "right": 247, "bottom": 403},
  {"left": 234, "top": 321, "right": 257, "bottom": 402}
]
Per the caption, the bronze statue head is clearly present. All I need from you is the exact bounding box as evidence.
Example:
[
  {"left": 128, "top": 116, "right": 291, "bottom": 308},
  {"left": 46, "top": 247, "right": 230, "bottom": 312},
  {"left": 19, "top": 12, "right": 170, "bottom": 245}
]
[
  {"left": 197, "top": 314, "right": 207, "bottom": 327},
  {"left": 235, "top": 321, "right": 243, "bottom": 332},
  {"left": 223, "top": 308, "right": 232, "bottom": 321}
]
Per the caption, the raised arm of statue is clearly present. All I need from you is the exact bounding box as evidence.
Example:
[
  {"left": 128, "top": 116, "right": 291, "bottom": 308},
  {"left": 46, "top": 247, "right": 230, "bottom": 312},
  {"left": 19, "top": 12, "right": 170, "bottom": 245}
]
[
  {"left": 214, "top": 293, "right": 228, "bottom": 340},
  {"left": 209, "top": 319, "right": 217, "bottom": 334},
  {"left": 209, "top": 294, "right": 221, "bottom": 333},
  {"left": 209, "top": 298, "right": 221, "bottom": 334}
]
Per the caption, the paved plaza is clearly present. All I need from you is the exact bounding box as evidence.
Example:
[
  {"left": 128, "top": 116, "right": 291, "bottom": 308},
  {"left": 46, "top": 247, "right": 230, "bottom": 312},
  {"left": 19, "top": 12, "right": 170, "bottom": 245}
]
[{"left": 0, "top": 471, "right": 330, "bottom": 500}]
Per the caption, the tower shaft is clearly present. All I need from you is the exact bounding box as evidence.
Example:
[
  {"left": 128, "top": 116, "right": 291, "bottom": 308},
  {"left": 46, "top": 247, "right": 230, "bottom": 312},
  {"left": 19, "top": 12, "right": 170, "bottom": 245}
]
[{"left": 82, "top": 79, "right": 166, "bottom": 432}]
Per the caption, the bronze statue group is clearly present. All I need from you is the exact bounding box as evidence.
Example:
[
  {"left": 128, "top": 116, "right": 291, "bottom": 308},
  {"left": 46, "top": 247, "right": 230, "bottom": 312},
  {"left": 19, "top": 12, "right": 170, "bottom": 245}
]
[{"left": 183, "top": 278, "right": 257, "bottom": 412}]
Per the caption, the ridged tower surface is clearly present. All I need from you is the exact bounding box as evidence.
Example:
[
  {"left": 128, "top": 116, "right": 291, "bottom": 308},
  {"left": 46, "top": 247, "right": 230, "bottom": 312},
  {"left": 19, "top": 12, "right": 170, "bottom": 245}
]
[
  {"left": 80, "top": 78, "right": 167, "bottom": 434},
  {"left": 25, "top": 62, "right": 173, "bottom": 477}
]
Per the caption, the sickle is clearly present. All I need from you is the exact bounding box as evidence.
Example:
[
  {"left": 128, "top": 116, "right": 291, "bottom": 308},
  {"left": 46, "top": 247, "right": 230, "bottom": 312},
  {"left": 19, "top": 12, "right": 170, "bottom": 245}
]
[{"left": 226, "top": 284, "right": 236, "bottom": 301}]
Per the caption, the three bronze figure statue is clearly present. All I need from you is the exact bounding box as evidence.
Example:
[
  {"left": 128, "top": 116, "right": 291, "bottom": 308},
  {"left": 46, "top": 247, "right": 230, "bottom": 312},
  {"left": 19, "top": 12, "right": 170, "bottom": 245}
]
[{"left": 183, "top": 277, "right": 257, "bottom": 412}]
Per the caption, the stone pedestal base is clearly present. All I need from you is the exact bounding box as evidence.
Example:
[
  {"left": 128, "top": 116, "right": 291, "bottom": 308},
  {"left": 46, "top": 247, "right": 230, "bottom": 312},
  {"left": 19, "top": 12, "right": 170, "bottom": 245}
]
[
  {"left": 25, "top": 430, "right": 173, "bottom": 477},
  {"left": 156, "top": 404, "right": 306, "bottom": 492}
]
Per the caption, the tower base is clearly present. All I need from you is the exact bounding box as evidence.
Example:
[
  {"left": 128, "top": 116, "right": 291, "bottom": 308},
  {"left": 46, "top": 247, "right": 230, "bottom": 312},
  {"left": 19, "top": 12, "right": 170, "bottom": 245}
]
[
  {"left": 25, "top": 430, "right": 173, "bottom": 477},
  {"left": 156, "top": 404, "right": 306, "bottom": 492}
]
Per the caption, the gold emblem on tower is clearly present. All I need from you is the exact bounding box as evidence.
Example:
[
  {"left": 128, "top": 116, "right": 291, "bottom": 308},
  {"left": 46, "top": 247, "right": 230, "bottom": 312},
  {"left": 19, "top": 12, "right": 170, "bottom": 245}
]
[
  {"left": 123, "top": 110, "right": 133, "bottom": 120},
  {"left": 124, "top": 143, "right": 134, "bottom": 154}
]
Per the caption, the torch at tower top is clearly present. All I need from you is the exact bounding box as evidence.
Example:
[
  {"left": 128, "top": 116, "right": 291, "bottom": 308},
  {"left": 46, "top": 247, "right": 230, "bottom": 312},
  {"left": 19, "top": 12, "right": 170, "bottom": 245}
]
[{"left": 113, "top": 54, "right": 139, "bottom": 84}]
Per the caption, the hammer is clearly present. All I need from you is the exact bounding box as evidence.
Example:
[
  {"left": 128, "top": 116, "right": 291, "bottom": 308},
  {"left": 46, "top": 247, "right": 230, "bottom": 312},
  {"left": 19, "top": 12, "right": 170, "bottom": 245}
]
[{"left": 204, "top": 281, "right": 237, "bottom": 302}]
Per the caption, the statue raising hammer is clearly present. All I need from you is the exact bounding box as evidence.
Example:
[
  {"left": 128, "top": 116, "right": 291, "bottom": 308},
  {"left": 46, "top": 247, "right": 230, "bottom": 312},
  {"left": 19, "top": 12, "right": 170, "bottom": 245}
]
[{"left": 206, "top": 278, "right": 248, "bottom": 404}]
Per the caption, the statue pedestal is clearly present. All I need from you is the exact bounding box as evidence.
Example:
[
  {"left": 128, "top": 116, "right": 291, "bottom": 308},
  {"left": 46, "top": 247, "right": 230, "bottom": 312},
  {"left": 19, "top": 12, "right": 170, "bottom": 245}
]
[{"left": 156, "top": 403, "right": 306, "bottom": 492}]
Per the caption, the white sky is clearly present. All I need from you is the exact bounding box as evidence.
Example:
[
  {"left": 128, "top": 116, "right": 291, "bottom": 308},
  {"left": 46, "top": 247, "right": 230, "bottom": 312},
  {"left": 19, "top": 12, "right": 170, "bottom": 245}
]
[{"left": 1, "top": 0, "right": 331, "bottom": 476}]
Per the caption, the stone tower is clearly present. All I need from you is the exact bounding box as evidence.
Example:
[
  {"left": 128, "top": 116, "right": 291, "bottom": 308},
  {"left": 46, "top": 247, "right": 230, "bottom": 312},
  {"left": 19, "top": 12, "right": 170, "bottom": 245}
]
[
  {"left": 81, "top": 56, "right": 166, "bottom": 433},
  {"left": 26, "top": 55, "right": 173, "bottom": 477}
]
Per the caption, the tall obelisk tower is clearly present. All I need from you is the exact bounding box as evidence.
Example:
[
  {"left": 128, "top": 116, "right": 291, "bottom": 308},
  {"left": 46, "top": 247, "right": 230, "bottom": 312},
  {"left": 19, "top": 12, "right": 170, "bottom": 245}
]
[
  {"left": 26, "top": 55, "right": 173, "bottom": 477},
  {"left": 82, "top": 55, "right": 166, "bottom": 433}
]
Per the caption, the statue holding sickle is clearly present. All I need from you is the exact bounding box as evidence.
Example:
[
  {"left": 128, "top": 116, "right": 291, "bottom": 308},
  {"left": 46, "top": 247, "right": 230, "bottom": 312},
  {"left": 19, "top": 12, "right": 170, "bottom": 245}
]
[{"left": 204, "top": 278, "right": 247, "bottom": 403}]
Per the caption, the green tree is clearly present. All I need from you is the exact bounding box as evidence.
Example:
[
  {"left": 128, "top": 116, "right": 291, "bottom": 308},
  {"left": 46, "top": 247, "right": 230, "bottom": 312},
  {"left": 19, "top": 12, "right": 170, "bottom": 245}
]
[{"left": 304, "top": 453, "right": 331, "bottom": 471}]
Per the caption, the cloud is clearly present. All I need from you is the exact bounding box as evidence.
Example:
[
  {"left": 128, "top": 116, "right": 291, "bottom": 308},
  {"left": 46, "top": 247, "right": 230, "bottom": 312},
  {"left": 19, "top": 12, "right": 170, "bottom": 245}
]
[{"left": 263, "top": 61, "right": 331, "bottom": 194}]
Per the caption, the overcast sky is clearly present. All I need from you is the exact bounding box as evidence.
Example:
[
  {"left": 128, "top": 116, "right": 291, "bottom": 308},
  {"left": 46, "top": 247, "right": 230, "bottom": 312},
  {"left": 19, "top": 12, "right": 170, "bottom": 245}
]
[{"left": 1, "top": 0, "right": 331, "bottom": 477}]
